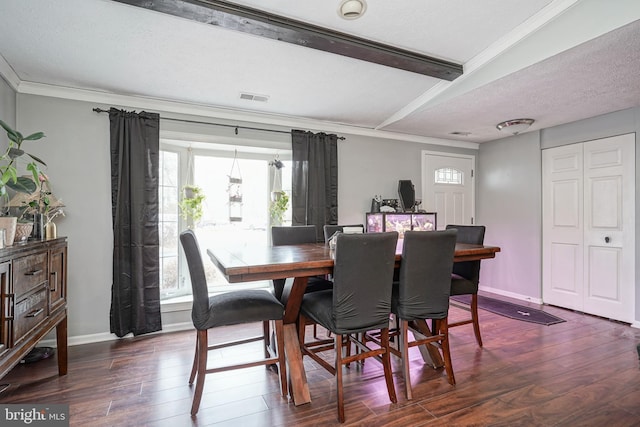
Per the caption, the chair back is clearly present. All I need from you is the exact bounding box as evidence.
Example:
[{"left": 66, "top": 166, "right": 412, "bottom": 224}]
[
  {"left": 272, "top": 225, "right": 318, "bottom": 246},
  {"left": 445, "top": 225, "right": 485, "bottom": 285},
  {"left": 396, "top": 230, "right": 457, "bottom": 320},
  {"left": 332, "top": 232, "right": 398, "bottom": 333},
  {"left": 323, "top": 224, "right": 364, "bottom": 244},
  {"left": 179, "top": 230, "right": 210, "bottom": 329}
]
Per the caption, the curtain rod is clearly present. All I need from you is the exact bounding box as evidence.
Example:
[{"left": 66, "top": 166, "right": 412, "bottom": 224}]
[{"left": 92, "top": 108, "right": 345, "bottom": 140}]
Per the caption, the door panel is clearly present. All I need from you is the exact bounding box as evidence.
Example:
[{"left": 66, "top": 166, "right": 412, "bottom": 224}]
[
  {"left": 422, "top": 152, "right": 474, "bottom": 229},
  {"left": 543, "top": 133, "right": 635, "bottom": 323}
]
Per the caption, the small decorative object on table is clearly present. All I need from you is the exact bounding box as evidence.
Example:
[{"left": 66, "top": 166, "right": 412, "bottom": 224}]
[{"left": 8, "top": 172, "right": 64, "bottom": 240}]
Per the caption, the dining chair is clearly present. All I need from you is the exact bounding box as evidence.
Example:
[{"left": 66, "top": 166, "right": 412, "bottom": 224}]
[
  {"left": 322, "top": 224, "right": 364, "bottom": 244},
  {"left": 445, "top": 224, "right": 486, "bottom": 347},
  {"left": 180, "top": 230, "right": 287, "bottom": 416},
  {"left": 271, "top": 225, "right": 334, "bottom": 341},
  {"left": 297, "top": 232, "right": 399, "bottom": 423},
  {"left": 390, "top": 229, "right": 458, "bottom": 399}
]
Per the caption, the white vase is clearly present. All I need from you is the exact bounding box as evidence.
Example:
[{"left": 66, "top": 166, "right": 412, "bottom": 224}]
[{"left": 0, "top": 216, "right": 18, "bottom": 247}]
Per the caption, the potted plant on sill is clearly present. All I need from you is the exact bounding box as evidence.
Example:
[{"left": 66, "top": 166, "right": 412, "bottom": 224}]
[{"left": 0, "top": 119, "right": 46, "bottom": 246}]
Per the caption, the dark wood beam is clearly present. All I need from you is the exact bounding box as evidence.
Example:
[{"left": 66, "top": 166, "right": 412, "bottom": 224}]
[{"left": 112, "top": 0, "right": 463, "bottom": 81}]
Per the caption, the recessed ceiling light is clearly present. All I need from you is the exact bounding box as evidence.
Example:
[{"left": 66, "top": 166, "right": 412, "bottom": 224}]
[
  {"left": 239, "top": 92, "right": 269, "bottom": 102},
  {"left": 338, "top": 0, "right": 367, "bottom": 20}
]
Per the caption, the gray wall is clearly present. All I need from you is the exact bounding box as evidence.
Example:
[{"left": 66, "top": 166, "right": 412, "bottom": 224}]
[
  {"left": 14, "top": 93, "right": 477, "bottom": 340},
  {"left": 477, "top": 131, "right": 542, "bottom": 301},
  {"left": 0, "top": 76, "right": 16, "bottom": 133},
  {"left": 478, "top": 107, "right": 640, "bottom": 323}
]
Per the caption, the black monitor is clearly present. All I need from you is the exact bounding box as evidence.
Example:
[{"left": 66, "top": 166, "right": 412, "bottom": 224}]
[{"left": 398, "top": 180, "right": 415, "bottom": 212}]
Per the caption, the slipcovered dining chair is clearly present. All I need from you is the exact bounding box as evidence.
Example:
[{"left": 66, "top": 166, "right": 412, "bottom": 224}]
[
  {"left": 271, "top": 225, "right": 333, "bottom": 299},
  {"left": 445, "top": 224, "right": 486, "bottom": 347},
  {"left": 298, "top": 232, "right": 399, "bottom": 423},
  {"left": 180, "top": 230, "right": 287, "bottom": 416},
  {"left": 391, "top": 230, "right": 458, "bottom": 399},
  {"left": 322, "top": 224, "right": 364, "bottom": 244}
]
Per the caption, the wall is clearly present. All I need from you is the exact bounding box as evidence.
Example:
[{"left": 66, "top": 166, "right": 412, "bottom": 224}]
[
  {"left": 15, "top": 92, "right": 478, "bottom": 341},
  {"left": 337, "top": 135, "right": 476, "bottom": 226},
  {"left": 478, "top": 106, "right": 640, "bottom": 325},
  {"left": 0, "top": 75, "right": 16, "bottom": 133},
  {"left": 477, "top": 131, "right": 542, "bottom": 301}
]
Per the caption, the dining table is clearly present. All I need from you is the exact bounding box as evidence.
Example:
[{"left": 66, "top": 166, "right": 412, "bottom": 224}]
[{"left": 207, "top": 239, "right": 500, "bottom": 406}]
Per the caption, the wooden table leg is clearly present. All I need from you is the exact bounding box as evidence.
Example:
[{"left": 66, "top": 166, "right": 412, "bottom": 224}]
[
  {"left": 411, "top": 319, "right": 444, "bottom": 368},
  {"left": 283, "top": 323, "right": 310, "bottom": 405},
  {"left": 56, "top": 314, "right": 68, "bottom": 376}
]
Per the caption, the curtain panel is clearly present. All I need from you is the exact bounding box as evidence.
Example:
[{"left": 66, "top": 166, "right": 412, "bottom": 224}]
[
  {"left": 291, "top": 130, "right": 338, "bottom": 242},
  {"left": 109, "top": 108, "right": 162, "bottom": 337}
]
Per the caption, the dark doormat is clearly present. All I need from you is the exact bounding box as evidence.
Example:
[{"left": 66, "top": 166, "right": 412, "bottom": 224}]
[{"left": 451, "top": 295, "right": 565, "bottom": 325}]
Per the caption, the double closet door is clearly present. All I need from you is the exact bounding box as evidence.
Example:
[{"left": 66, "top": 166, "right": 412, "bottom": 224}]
[{"left": 542, "top": 134, "right": 635, "bottom": 323}]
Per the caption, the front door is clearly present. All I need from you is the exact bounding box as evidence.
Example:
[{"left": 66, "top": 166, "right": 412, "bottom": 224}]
[
  {"left": 542, "top": 134, "right": 635, "bottom": 322},
  {"left": 421, "top": 152, "right": 475, "bottom": 229}
]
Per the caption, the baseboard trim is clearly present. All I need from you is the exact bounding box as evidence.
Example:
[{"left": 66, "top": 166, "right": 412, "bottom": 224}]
[
  {"left": 38, "top": 322, "right": 195, "bottom": 347},
  {"left": 479, "top": 285, "right": 543, "bottom": 305}
]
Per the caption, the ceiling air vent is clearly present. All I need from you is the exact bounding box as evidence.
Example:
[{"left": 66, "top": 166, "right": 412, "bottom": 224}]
[{"left": 240, "top": 92, "right": 269, "bottom": 102}]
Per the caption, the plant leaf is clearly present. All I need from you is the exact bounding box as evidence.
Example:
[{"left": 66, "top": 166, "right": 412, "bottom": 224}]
[
  {"left": 8, "top": 147, "right": 24, "bottom": 159},
  {"left": 7, "top": 176, "right": 37, "bottom": 193},
  {"left": 0, "top": 119, "right": 19, "bottom": 140},
  {"left": 24, "top": 132, "right": 45, "bottom": 141},
  {"left": 27, "top": 153, "right": 47, "bottom": 166}
]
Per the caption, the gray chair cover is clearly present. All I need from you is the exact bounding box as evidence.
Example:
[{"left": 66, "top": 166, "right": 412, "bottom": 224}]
[
  {"left": 180, "top": 230, "right": 284, "bottom": 330},
  {"left": 445, "top": 225, "right": 485, "bottom": 295},
  {"left": 322, "top": 224, "right": 364, "bottom": 244},
  {"left": 301, "top": 232, "right": 398, "bottom": 334},
  {"left": 271, "top": 225, "right": 333, "bottom": 301},
  {"left": 392, "top": 230, "right": 457, "bottom": 320}
]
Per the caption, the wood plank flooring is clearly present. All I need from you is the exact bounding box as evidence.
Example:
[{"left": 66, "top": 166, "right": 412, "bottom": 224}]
[{"left": 1, "top": 294, "right": 640, "bottom": 426}]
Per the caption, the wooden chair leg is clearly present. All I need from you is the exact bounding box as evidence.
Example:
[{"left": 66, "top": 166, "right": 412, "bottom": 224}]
[
  {"left": 189, "top": 333, "right": 199, "bottom": 384},
  {"left": 471, "top": 294, "right": 483, "bottom": 347},
  {"left": 399, "top": 320, "right": 412, "bottom": 400},
  {"left": 274, "top": 319, "right": 288, "bottom": 397},
  {"left": 191, "top": 329, "right": 208, "bottom": 416},
  {"left": 335, "top": 334, "right": 345, "bottom": 423},
  {"left": 380, "top": 328, "right": 397, "bottom": 404},
  {"left": 437, "top": 319, "right": 456, "bottom": 385},
  {"left": 263, "top": 320, "right": 271, "bottom": 359}
]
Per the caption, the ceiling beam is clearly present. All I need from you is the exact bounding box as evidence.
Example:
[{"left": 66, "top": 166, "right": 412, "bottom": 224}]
[{"left": 112, "top": 0, "right": 463, "bottom": 81}]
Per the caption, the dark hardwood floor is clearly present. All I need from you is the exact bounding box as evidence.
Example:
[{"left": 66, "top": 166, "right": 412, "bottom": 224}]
[{"left": 1, "top": 294, "right": 640, "bottom": 426}]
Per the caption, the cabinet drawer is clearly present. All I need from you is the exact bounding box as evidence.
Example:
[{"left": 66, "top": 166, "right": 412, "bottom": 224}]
[
  {"left": 13, "top": 252, "right": 48, "bottom": 296},
  {"left": 13, "top": 285, "right": 49, "bottom": 346}
]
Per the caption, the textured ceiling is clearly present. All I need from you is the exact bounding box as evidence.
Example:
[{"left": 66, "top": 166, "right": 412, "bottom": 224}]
[{"left": 1, "top": 0, "right": 639, "bottom": 144}]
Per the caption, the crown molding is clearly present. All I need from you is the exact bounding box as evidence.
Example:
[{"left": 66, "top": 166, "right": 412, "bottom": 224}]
[
  {"left": 0, "top": 53, "right": 20, "bottom": 90},
  {"left": 16, "top": 81, "right": 478, "bottom": 149}
]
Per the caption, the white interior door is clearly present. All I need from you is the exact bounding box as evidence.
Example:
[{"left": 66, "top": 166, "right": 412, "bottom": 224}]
[
  {"left": 543, "top": 134, "right": 635, "bottom": 322},
  {"left": 421, "top": 152, "right": 474, "bottom": 230}
]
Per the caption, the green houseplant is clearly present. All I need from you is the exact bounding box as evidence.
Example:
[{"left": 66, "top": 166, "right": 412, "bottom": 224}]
[
  {"left": 0, "top": 119, "right": 46, "bottom": 245},
  {"left": 269, "top": 191, "right": 289, "bottom": 225},
  {"left": 179, "top": 184, "right": 205, "bottom": 225}
]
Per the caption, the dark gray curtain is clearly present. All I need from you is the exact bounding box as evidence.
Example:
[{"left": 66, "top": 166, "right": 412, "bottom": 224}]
[
  {"left": 291, "top": 130, "right": 338, "bottom": 242},
  {"left": 109, "top": 108, "right": 162, "bottom": 337}
]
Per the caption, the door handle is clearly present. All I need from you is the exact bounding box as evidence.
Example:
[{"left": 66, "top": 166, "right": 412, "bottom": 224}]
[{"left": 604, "top": 236, "right": 610, "bottom": 243}]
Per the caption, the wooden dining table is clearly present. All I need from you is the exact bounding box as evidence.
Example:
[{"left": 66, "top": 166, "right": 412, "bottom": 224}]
[{"left": 207, "top": 240, "right": 500, "bottom": 406}]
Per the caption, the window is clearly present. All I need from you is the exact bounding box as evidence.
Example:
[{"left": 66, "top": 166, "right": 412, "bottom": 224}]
[
  {"left": 159, "top": 143, "right": 291, "bottom": 302},
  {"left": 434, "top": 167, "right": 463, "bottom": 185}
]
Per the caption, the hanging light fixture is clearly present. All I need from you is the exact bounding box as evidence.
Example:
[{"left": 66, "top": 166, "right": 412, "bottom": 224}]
[
  {"left": 496, "top": 118, "right": 535, "bottom": 135},
  {"left": 338, "top": 0, "right": 367, "bottom": 20}
]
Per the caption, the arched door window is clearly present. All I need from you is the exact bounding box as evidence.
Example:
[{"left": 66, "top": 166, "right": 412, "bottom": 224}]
[{"left": 434, "top": 167, "right": 463, "bottom": 185}]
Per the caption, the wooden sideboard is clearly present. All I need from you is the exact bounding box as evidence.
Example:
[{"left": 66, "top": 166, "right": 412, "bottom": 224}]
[{"left": 0, "top": 237, "right": 67, "bottom": 379}]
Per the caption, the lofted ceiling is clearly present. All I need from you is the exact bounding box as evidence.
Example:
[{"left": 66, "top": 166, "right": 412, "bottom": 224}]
[{"left": 1, "top": 0, "right": 640, "bottom": 144}]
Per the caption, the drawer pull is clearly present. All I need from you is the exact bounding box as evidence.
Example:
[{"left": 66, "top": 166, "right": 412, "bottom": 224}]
[
  {"left": 25, "top": 308, "right": 44, "bottom": 318},
  {"left": 25, "top": 269, "right": 44, "bottom": 276}
]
